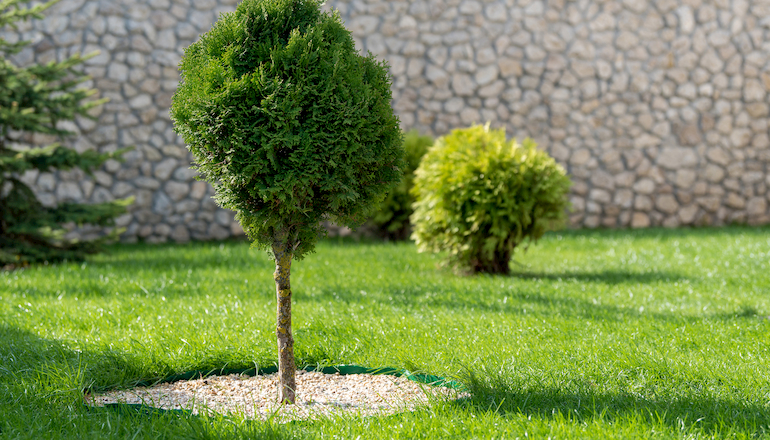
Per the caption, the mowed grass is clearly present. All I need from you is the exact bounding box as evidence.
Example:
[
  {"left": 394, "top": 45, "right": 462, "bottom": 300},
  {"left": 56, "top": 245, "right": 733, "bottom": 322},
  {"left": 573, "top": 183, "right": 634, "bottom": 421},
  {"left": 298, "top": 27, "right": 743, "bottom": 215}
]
[{"left": 1, "top": 226, "right": 770, "bottom": 439}]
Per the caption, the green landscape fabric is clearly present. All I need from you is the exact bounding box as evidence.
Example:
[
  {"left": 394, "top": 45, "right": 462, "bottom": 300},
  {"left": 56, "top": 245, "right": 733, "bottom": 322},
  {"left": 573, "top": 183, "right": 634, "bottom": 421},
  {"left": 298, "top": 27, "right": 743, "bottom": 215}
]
[{"left": 92, "top": 364, "right": 465, "bottom": 418}]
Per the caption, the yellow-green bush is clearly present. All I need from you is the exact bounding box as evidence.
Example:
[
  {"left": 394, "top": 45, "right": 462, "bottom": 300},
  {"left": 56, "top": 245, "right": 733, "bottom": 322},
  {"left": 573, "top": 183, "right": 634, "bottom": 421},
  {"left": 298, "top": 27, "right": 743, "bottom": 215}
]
[
  {"left": 410, "top": 124, "right": 571, "bottom": 275},
  {"left": 369, "top": 130, "right": 433, "bottom": 240}
]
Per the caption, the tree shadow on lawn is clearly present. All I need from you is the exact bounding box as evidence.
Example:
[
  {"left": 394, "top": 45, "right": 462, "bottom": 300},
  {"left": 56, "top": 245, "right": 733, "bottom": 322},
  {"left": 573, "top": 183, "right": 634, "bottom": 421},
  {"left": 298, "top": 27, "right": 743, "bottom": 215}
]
[
  {"left": 91, "top": 239, "right": 264, "bottom": 273},
  {"left": 0, "top": 325, "right": 302, "bottom": 439},
  {"left": 0, "top": 324, "right": 301, "bottom": 393},
  {"left": 394, "top": 286, "right": 688, "bottom": 322},
  {"left": 98, "top": 236, "right": 391, "bottom": 273},
  {"left": 551, "top": 224, "right": 770, "bottom": 240},
  {"left": 307, "top": 268, "right": 691, "bottom": 323},
  {"left": 508, "top": 268, "right": 688, "bottom": 284},
  {"left": 0, "top": 324, "right": 150, "bottom": 392},
  {"left": 456, "top": 380, "right": 770, "bottom": 437}
]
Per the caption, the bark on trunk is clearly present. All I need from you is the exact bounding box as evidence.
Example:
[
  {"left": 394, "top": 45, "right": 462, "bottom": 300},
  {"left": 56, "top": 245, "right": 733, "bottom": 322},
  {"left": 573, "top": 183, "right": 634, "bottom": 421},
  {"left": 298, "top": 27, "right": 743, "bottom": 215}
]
[
  {"left": 472, "top": 248, "right": 512, "bottom": 275},
  {"left": 272, "top": 242, "right": 296, "bottom": 404}
]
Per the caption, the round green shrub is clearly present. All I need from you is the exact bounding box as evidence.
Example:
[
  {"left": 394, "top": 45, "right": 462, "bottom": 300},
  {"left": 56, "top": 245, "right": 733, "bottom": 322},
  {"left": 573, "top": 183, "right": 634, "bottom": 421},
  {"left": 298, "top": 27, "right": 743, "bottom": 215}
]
[
  {"left": 410, "top": 124, "right": 571, "bottom": 275},
  {"left": 369, "top": 130, "right": 433, "bottom": 240},
  {"left": 170, "top": 0, "right": 404, "bottom": 259}
]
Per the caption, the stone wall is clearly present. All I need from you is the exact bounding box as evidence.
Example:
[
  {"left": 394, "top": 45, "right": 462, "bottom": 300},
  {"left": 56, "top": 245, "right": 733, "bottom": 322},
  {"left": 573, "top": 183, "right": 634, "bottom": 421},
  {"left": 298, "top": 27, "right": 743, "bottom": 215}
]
[
  {"left": 5, "top": 0, "right": 770, "bottom": 241},
  {"left": 335, "top": 0, "right": 770, "bottom": 228}
]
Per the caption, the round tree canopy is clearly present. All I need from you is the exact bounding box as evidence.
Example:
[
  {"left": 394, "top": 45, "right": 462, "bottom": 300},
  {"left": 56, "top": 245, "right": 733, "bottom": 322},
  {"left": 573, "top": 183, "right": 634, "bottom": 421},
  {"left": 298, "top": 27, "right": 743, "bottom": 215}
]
[{"left": 171, "top": 0, "right": 403, "bottom": 259}]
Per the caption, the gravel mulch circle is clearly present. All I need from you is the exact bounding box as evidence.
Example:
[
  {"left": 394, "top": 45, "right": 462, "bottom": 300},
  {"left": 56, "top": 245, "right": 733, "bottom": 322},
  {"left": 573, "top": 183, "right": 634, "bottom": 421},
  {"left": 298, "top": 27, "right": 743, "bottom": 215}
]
[{"left": 87, "top": 369, "right": 465, "bottom": 421}]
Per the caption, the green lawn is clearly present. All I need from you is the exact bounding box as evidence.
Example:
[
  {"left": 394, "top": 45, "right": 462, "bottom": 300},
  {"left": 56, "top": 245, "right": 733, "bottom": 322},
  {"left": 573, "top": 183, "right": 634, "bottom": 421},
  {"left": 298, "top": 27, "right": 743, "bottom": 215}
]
[{"left": 1, "top": 227, "right": 770, "bottom": 439}]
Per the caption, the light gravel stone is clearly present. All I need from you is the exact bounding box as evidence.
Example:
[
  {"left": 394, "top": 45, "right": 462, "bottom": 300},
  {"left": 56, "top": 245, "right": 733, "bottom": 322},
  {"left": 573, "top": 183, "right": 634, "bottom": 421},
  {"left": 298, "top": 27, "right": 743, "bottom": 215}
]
[{"left": 88, "top": 370, "right": 466, "bottom": 422}]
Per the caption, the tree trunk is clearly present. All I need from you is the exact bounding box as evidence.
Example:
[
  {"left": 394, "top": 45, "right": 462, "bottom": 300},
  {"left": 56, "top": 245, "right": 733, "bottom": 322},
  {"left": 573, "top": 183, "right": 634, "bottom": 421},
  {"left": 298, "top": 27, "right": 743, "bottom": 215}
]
[
  {"left": 473, "top": 247, "right": 512, "bottom": 275},
  {"left": 272, "top": 241, "right": 296, "bottom": 404}
]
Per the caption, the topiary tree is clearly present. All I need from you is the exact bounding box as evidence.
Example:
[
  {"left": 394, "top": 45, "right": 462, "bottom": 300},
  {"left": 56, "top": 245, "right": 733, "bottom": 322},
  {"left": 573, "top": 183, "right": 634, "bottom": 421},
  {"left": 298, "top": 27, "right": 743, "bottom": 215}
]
[
  {"left": 170, "top": 0, "right": 403, "bottom": 403},
  {"left": 369, "top": 130, "right": 432, "bottom": 240},
  {"left": 0, "top": 0, "right": 132, "bottom": 267},
  {"left": 410, "top": 124, "right": 571, "bottom": 275}
]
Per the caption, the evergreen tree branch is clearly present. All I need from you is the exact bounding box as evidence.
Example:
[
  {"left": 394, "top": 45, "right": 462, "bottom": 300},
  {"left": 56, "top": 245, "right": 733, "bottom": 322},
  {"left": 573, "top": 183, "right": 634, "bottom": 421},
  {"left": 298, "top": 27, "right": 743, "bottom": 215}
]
[
  {"left": 0, "top": 0, "right": 58, "bottom": 55},
  {"left": 1, "top": 0, "right": 132, "bottom": 265},
  {"left": 0, "top": 145, "right": 130, "bottom": 175}
]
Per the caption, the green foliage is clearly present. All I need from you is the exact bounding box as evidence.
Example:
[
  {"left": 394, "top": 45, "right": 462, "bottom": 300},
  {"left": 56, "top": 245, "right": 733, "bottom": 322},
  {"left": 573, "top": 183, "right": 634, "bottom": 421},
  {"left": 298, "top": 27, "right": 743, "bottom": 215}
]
[
  {"left": 369, "top": 130, "right": 432, "bottom": 240},
  {"left": 171, "top": 0, "right": 404, "bottom": 260},
  {"left": 0, "top": 0, "right": 131, "bottom": 266},
  {"left": 410, "top": 124, "right": 571, "bottom": 274}
]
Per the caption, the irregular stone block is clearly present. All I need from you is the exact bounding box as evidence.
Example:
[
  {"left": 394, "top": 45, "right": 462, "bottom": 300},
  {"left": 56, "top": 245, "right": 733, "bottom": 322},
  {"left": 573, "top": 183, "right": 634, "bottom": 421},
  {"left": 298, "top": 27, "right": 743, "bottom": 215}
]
[
  {"left": 164, "top": 181, "right": 190, "bottom": 202},
  {"left": 112, "top": 182, "right": 134, "bottom": 198},
  {"left": 171, "top": 225, "right": 190, "bottom": 243},
  {"left": 747, "top": 197, "right": 767, "bottom": 216},
  {"left": 475, "top": 65, "right": 499, "bottom": 86},
  {"left": 657, "top": 147, "right": 698, "bottom": 169},
  {"left": 458, "top": 0, "right": 481, "bottom": 14},
  {"left": 56, "top": 182, "right": 83, "bottom": 202},
  {"left": 348, "top": 16, "right": 380, "bottom": 35},
  {"left": 154, "top": 158, "right": 178, "bottom": 180},
  {"left": 478, "top": 80, "right": 505, "bottom": 98},
  {"left": 208, "top": 223, "right": 230, "bottom": 241},
  {"left": 134, "top": 176, "right": 160, "bottom": 190},
  {"left": 675, "top": 169, "right": 697, "bottom": 188},
  {"left": 451, "top": 73, "right": 476, "bottom": 96},
  {"left": 631, "top": 212, "right": 650, "bottom": 228},
  {"left": 725, "top": 192, "right": 746, "bottom": 209},
  {"left": 633, "top": 178, "right": 655, "bottom": 195},
  {"left": 655, "top": 194, "right": 679, "bottom": 214}
]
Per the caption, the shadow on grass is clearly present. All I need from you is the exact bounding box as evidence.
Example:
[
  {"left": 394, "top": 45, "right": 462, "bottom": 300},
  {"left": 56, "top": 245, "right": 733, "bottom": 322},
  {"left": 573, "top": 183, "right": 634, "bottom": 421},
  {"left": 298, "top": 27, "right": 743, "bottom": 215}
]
[
  {"left": 508, "top": 269, "right": 688, "bottom": 284},
  {"left": 94, "top": 238, "right": 266, "bottom": 272},
  {"left": 458, "top": 378, "right": 770, "bottom": 437},
  {"left": 0, "top": 325, "right": 306, "bottom": 439},
  {"left": 79, "top": 224, "right": 770, "bottom": 275},
  {"left": 95, "top": 236, "right": 386, "bottom": 272},
  {"left": 0, "top": 324, "right": 251, "bottom": 393},
  {"left": 0, "top": 325, "right": 149, "bottom": 391},
  {"left": 304, "top": 278, "right": 691, "bottom": 323},
  {"left": 550, "top": 224, "right": 770, "bottom": 240}
]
